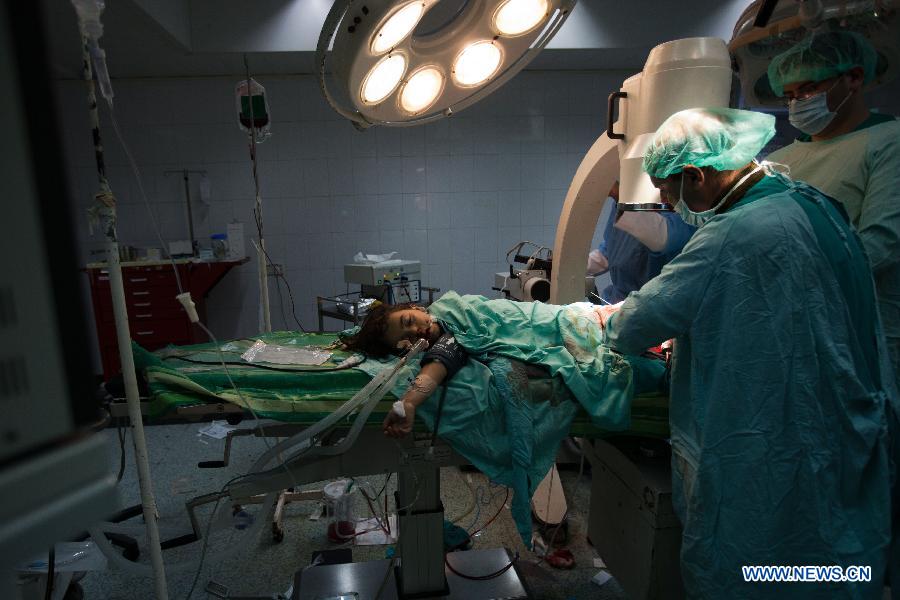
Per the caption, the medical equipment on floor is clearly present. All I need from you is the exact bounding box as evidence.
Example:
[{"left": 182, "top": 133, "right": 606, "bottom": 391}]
[
  {"left": 584, "top": 436, "right": 684, "bottom": 598},
  {"left": 316, "top": 0, "right": 577, "bottom": 129},
  {"left": 322, "top": 480, "right": 357, "bottom": 542},
  {"left": 730, "top": 0, "right": 900, "bottom": 108},
  {"left": 493, "top": 241, "right": 553, "bottom": 302}
]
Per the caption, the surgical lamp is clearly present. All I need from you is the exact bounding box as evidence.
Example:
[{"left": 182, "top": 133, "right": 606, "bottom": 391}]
[
  {"left": 730, "top": 0, "right": 900, "bottom": 107},
  {"left": 317, "top": 0, "right": 576, "bottom": 128}
]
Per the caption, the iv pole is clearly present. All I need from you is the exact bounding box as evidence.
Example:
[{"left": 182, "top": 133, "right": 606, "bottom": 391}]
[
  {"left": 162, "top": 168, "right": 208, "bottom": 257},
  {"left": 79, "top": 34, "right": 169, "bottom": 600},
  {"left": 244, "top": 55, "right": 272, "bottom": 333}
]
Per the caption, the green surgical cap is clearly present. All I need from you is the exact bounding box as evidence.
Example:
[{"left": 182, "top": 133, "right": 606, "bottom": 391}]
[
  {"left": 642, "top": 107, "right": 776, "bottom": 179},
  {"left": 767, "top": 31, "right": 877, "bottom": 97}
]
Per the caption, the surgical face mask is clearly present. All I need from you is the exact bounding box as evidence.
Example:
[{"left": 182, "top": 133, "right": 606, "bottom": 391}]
[
  {"left": 674, "top": 177, "right": 714, "bottom": 227},
  {"left": 788, "top": 79, "right": 853, "bottom": 136},
  {"left": 674, "top": 164, "right": 764, "bottom": 227}
]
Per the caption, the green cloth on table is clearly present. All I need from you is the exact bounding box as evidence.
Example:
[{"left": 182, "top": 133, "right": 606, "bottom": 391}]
[{"left": 133, "top": 332, "right": 388, "bottom": 421}]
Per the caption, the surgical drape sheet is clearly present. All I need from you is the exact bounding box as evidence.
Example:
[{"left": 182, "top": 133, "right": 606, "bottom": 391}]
[
  {"left": 427, "top": 292, "right": 666, "bottom": 430},
  {"left": 423, "top": 292, "right": 666, "bottom": 545}
]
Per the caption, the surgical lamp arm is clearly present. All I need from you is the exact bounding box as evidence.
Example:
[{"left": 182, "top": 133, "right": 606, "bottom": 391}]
[{"left": 551, "top": 134, "right": 620, "bottom": 304}]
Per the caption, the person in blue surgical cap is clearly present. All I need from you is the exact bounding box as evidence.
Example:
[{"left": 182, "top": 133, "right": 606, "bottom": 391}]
[
  {"left": 587, "top": 181, "right": 696, "bottom": 304},
  {"left": 601, "top": 106, "right": 896, "bottom": 599}
]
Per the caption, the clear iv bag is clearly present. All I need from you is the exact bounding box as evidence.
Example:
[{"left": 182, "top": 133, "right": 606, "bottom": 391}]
[{"left": 235, "top": 78, "right": 271, "bottom": 143}]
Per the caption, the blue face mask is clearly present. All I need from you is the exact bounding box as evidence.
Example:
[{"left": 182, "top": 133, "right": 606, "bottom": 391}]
[
  {"left": 788, "top": 80, "right": 852, "bottom": 136},
  {"left": 674, "top": 164, "right": 765, "bottom": 227}
]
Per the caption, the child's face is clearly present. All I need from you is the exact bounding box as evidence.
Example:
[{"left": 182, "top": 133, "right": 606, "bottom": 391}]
[{"left": 384, "top": 307, "right": 440, "bottom": 350}]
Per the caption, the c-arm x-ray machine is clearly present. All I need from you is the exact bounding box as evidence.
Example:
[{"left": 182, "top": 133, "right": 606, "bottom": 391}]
[{"left": 550, "top": 36, "right": 733, "bottom": 305}]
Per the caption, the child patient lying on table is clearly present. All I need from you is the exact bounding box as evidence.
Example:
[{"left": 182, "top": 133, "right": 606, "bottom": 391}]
[{"left": 341, "top": 291, "right": 666, "bottom": 547}]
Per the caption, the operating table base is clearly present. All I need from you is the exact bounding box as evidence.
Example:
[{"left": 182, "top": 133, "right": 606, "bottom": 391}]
[
  {"left": 584, "top": 436, "right": 684, "bottom": 599},
  {"left": 293, "top": 547, "right": 528, "bottom": 600}
]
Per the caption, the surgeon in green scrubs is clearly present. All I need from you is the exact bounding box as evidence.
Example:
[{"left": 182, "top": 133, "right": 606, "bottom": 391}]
[
  {"left": 767, "top": 31, "right": 900, "bottom": 596},
  {"left": 767, "top": 30, "right": 900, "bottom": 393},
  {"left": 602, "top": 106, "right": 895, "bottom": 599}
]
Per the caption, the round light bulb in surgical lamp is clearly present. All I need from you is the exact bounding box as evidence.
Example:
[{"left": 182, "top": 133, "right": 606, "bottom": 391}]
[
  {"left": 361, "top": 54, "right": 407, "bottom": 104},
  {"left": 453, "top": 41, "right": 502, "bottom": 87},
  {"left": 494, "top": 0, "right": 549, "bottom": 36},
  {"left": 316, "top": 0, "right": 577, "bottom": 127},
  {"left": 400, "top": 67, "right": 444, "bottom": 113},
  {"left": 371, "top": 2, "right": 426, "bottom": 54}
]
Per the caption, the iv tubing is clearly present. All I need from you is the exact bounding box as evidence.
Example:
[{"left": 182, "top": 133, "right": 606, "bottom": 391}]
[{"left": 246, "top": 339, "right": 427, "bottom": 474}]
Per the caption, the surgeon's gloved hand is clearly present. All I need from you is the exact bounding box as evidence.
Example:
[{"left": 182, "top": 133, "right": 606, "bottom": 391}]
[
  {"left": 383, "top": 400, "right": 415, "bottom": 438},
  {"left": 597, "top": 301, "right": 624, "bottom": 329},
  {"left": 587, "top": 249, "right": 609, "bottom": 275}
]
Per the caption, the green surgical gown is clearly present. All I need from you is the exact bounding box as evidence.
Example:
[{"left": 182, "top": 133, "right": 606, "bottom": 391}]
[
  {"left": 605, "top": 175, "right": 893, "bottom": 599},
  {"left": 767, "top": 115, "right": 900, "bottom": 391}
]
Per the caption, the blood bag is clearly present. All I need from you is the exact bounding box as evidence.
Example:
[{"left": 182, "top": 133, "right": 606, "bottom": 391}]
[{"left": 235, "top": 78, "right": 271, "bottom": 143}]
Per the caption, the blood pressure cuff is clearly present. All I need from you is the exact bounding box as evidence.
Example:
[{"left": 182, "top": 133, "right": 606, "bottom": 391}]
[{"left": 420, "top": 333, "right": 468, "bottom": 380}]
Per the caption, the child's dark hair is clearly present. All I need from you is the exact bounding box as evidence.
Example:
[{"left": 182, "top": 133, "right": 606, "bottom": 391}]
[{"left": 340, "top": 302, "right": 418, "bottom": 358}]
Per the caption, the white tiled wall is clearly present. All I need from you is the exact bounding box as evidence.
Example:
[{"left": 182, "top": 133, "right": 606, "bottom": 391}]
[{"left": 56, "top": 70, "right": 625, "bottom": 368}]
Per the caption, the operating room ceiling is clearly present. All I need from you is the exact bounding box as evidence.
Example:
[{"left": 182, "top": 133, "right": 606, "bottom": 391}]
[{"left": 42, "top": 0, "right": 753, "bottom": 79}]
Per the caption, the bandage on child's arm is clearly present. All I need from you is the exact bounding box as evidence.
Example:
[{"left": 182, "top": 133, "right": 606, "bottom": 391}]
[{"left": 391, "top": 361, "right": 448, "bottom": 417}]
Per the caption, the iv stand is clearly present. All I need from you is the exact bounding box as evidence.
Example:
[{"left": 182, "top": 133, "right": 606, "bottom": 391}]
[
  {"left": 163, "top": 168, "right": 207, "bottom": 257},
  {"left": 79, "top": 36, "right": 169, "bottom": 600},
  {"left": 244, "top": 55, "right": 272, "bottom": 332}
]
